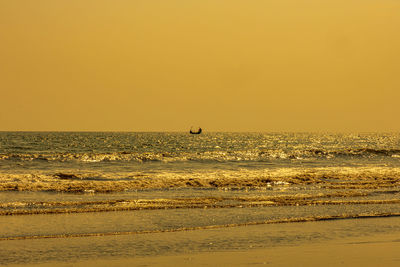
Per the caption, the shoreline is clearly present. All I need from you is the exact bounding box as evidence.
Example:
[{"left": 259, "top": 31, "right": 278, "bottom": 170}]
[
  {"left": 3, "top": 216, "right": 400, "bottom": 266},
  {"left": 75, "top": 234, "right": 400, "bottom": 267}
]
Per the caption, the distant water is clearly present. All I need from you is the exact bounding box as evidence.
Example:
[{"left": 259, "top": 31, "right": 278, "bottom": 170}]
[{"left": 1, "top": 132, "right": 400, "bottom": 264}]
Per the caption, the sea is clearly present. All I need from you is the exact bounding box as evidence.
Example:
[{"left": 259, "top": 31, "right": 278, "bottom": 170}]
[{"left": 1, "top": 132, "right": 400, "bottom": 265}]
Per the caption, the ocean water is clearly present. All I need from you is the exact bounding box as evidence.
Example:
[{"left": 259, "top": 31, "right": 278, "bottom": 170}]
[{"left": 1, "top": 132, "right": 400, "bottom": 264}]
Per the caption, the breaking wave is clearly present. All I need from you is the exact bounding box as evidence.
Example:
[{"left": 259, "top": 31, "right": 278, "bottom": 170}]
[
  {"left": 1, "top": 167, "right": 400, "bottom": 192},
  {"left": 1, "top": 148, "right": 400, "bottom": 163},
  {"left": 2, "top": 190, "right": 400, "bottom": 216}
]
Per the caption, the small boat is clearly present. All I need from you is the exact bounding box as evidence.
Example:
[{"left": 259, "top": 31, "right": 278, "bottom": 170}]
[{"left": 190, "top": 127, "right": 202, "bottom": 134}]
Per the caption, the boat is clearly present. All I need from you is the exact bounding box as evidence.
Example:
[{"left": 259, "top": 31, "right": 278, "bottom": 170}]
[{"left": 190, "top": 127, "right": 202, "bottom": 134}]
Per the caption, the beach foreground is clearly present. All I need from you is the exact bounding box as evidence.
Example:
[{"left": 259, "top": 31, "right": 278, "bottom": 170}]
[
  {"left": 83, "top": 235, "right": 400, "bottom": 267},
  {"left": 3, "top": 216, "right": 400, "bottom": 266},
  {"left": 69, "top": 234, "right": 400, "bottom": 267}
]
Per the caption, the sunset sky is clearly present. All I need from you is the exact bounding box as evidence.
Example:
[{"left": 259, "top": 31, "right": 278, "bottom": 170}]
[{"left": 1, "top": 0, "right": 399, "bottom": 132}]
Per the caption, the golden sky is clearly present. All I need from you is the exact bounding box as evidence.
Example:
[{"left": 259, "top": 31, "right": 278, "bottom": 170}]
[{"left": 1, "top": 0, "right": 399, "bottom": 131}]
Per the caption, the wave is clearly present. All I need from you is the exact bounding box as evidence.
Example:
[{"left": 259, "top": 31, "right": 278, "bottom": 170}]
[
  {"left": 2, "top": 212, "right": 400, "bottom": 240},
  {"left": 2, "top": 190, "right": 400, "bottom": 216},
  {"left": 309, "top": 148, "right": 400, "bottom": 158},
  {"left": 1, "top": 167, "right": 400, "bottom": 192},
  {"left": 1, "top": 148, "right": 400, "bottom": 163},
  {"left": 0, "top": 152, "right": 167, "bottom": 163},
  {"left": 261, "top": 148, "right": 400, "bottom": 160}
]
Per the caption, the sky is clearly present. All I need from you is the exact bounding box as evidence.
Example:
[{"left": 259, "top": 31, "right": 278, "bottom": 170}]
[{"left": 1, "top": 0, "right": 400, "bottom": 132}]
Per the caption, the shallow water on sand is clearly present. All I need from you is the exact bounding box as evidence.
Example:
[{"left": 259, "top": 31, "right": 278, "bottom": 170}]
[{"left": 2, "top": 216, "right": 400, "bottom": 265}]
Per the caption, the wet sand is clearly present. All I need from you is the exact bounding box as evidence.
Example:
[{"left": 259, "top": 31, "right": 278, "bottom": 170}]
[
  {"left": 3, "top": 216, "right": 400, "bottom": 266},
  {"left": 77, "top": 235, "right": 400, "bottom": 267}
]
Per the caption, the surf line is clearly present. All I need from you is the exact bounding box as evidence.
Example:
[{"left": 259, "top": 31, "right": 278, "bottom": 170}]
[
  {"left": 2, "top": 198, "right": 400, "bottom": 216},
  {"left": 2, "top": 212, "right": 400, "bottom": 241}
]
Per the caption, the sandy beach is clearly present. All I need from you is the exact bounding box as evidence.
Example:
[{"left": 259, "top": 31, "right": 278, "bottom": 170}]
[
  {"left": 77, "top": 235, "right": 400, "bottom": 267},
  {"left": 3, "top": 216, "right": 400, "bottom": 266}
]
